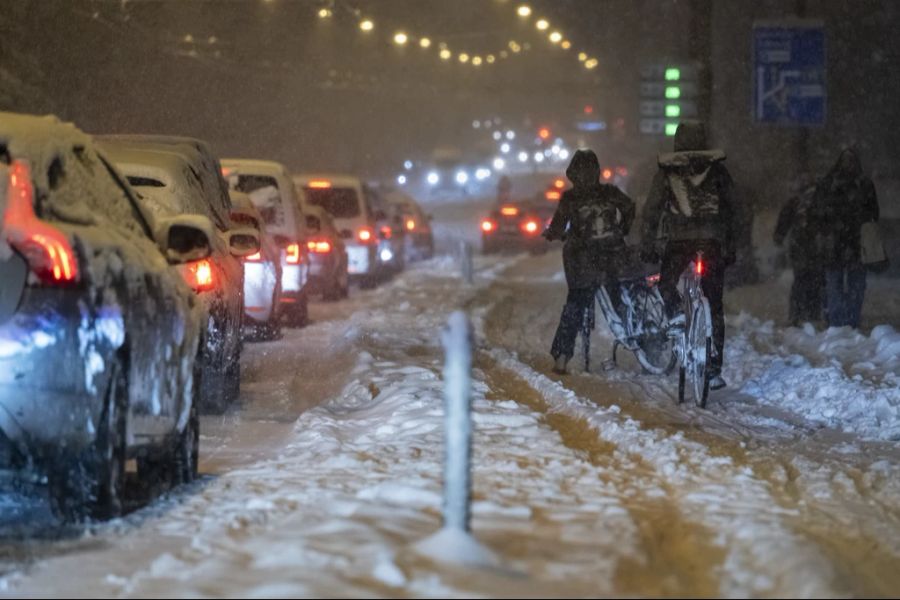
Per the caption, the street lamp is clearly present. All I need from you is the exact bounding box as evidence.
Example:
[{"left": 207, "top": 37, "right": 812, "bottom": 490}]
[
  {"left": 536, "top": 19, "right": 549, "bottom": 31},
  {"left": 472, "top": 56, "right": 483, "bottom": 66},
  {"left": 549, "top": 31, "right": 562, "bottom": 44},
  {"left": 458, "top": 53, "right": 470, "bottom": 63},
  {"left": 317, "top": 7, "right": 332, "bottom": 18},
  {"left": 578, "top": 52, "right": 587, "bottom": 62},
  {"left": 419, "top": 37, "right": 431, "bottom": 49},
  {"left": 440, "top": 49, "right": 452, "bottom": 60},
  {"left": 359, "top": 19, "right": 374, "bottom": 32},
  {"left": 561, "top": 40, "right": 572, "bottom": 50},
  {"left": 393, "top": 32, "right": 408, "bottom": 46},
  {"left": 517, "top": 5, "right": 532, "bottom": 18}
]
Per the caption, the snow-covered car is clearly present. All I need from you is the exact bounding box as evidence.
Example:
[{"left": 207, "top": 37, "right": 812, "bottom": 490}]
[
  {"left": 222, "top": 160, "right": 310, "bottom": 327},
  {"left": 229, "top": 190, "right": 283, "bottom": 337},
  {"left": 98, "top": 138, "right": 255, "bottom": 414},
  {"left": 367, "top": 184, "right": 406, "bottom": 276},
  {"left": 302, "top": 204, "right": 349, "bottom": 301},
  {"left": 382, "top": 188, "right": 434, "bottom": 261},
  {"left": 0, "top": 113, "right": 204, "bottom": 521},
  {"left": 294, "top": 174, "right": 380, "bottom": 289},
  {"left": 481, "top": 201, "right": 550, "bottom": 255}
]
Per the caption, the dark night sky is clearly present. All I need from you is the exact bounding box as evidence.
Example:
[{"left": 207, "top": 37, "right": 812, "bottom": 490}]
[{"left": 2, "top": 0, "right": 899, "bottom": 209}]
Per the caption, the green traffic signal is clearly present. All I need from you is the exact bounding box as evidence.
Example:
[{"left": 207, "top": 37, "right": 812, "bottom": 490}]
[
  {"left": 665, "top": 123, "right": 678, "bottom": 136},
  {"left": 665, "top": 104, "right": 681, "bottom": 118},
  {"left": 665, "top": 86, "right": 681, "bottom": 99},
  {"left": 665, "top": 67, "right": 681, "bottom": 81}
]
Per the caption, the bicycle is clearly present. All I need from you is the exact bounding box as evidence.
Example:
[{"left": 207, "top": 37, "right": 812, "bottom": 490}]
[
  {"left": 672, "top": 251, "right": 715, "bottom": 408},
  {"left": 580, "top": 272, "right": 676, "bottom": 376}
]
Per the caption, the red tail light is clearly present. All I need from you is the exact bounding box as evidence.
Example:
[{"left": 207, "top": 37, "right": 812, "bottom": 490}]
[
  {"left": 545, "top": 190, "right": 561, "bottom": 201},
  {"left": 357, "top": 227, "right": 374, "bottom": 243},
  {"left": 481, "top": 220, "right": 495, "bottom": 233},
  {"left": 185, "top": 259, "right": 215, "bottom": 292},
  {"left": 695, "top": 260, "right": 704, "bottom": 276},
  {"left": 553, "top": 178, "right": 565, "bottom": 190},
  {"left": 244, "top": 251, "right": 263, "bottom": 262},
  {"left": 3, "top": 160, "right": 79, "bottom": 285},
  {"left": 406, "top": 219, "right": 416, "bottom": 232},
  {"left": 307, "top": 240, "right": 332, "bottom": 253},
  {"left": 521, "top": 220, "right": 539, "bottom": 235},
  {"left": 380, "top": 225, "right": 393, "bottom": 240},
  {"left": 602, "top": 168, "right": 613, "bottom": 181},
  {"left": 286, "top": 243, "right": 302, "bottom": 264}
]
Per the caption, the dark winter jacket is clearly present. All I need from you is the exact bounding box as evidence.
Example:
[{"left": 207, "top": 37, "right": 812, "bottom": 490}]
[
  {"left": 812, "top": 150, "right": 879, "bottom": 268},
  {"left": 641, "top": 122, "right": 736, "bottom": 255},
  {"left": 546, "top": 150, "right": 636, "bottom": 289},
  {"left": 774, "top": 184, "right": 825, "bottom": 271}
]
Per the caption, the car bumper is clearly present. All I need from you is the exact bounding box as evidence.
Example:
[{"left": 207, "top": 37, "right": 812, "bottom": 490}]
[
  {"left": 244, "top": 261, "right": 278, "bottom": 323},
  {"left": 347, "top": 244, "right": 375, "bottom": 275},
  {"left": 282, "top": 263, "right": 309, "bottom": 294}
]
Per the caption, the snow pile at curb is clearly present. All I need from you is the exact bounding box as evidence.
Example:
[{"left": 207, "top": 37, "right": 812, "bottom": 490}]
[{"left": 726, "top": 313, "right": 900, "bottom": 441}]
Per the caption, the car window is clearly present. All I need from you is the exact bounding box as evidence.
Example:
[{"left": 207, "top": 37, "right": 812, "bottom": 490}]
[{"left": 304, "top": 187, "right": 361, "bottom": 219}]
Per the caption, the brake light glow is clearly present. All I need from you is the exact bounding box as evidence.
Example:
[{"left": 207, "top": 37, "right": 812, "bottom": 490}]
[
  {"left": 185, "top": 259, "right": 214, "bottom": 292},
  {"left": 406, "top": 219, "right": 416, "bottom": 231},
  {"left": 545, "top": 190, "right": 561, "bottom": 201},
  {"left": 308, "top": 180, "right": 332, "bottom": 189},
  {"left": 500, "top": 206, "right": 519, "bottom": 216},
  {"left": 553, "top": 178, "right": 565, "bottom": 189},
  {"left": 380, "top": 225, "right": 393, "bottom": 239},
  {"left": 695, "top": 260, "right": 704, "bottom": 276},
  {"left": 307, "top": 240, "right": 332, "bottom": 253},
  {"left": 616, "top": 166, "right": 629, "bottom": 177},
  {"left": 358, "top": 227, "right": 374, "bottom": 243},
  {"left": 286, "top": 243, "right": 302, "bottom": 264},
  {"left": 522, "top": 220, "right": 539, "bottom": 234},
  {"left": 646, "top": 273, "right": 661, "bottom": 284},
  {"left": 3, "top": 160, "right": 79, "bottom": 284},
  {"left": 481, "top": 220, "right": 495, "bottom": 233},
  {"left": 602, "top": 168, "right": 614, "bottom": 181},
  {"left": 244, "top": 251, "right": 263, "bottom": 262}
]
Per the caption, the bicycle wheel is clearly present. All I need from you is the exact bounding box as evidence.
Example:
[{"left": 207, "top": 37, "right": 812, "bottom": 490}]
[
  {"left": 687, "top": 298, "right": 711, "bottom": 408},
  {"left": 631, "top": 286, "right": 676, "bottom": 375}
]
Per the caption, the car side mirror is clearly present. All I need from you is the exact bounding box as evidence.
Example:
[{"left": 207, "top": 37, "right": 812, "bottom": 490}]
[
  {"left": 156, "top": 215, "right": 214, "bottom": 264},
  {"left": 227, "top": 228, "right": 261, "bottom": 258},
  {"left": 306, "top": 215, "right": 321, "bottom": 231}
]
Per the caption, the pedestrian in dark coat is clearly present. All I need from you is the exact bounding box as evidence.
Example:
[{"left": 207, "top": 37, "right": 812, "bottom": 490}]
[
  {"left": 774, "top": 174, "right": 826, "bottom": 326},
  {"left": 812, "top": 149, "right": 880, "bottom": 328},
  {"left": 639, "top": 121, "right": 737, "bottom": 390},
  {"left": 544, "top": 149, "right": 635, "bottom": 374}
]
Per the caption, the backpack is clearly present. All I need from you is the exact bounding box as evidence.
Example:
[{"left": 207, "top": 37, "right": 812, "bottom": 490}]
[
  {"left": 570, "top": 189, "right": 624, "bottom": 243},
  {"left": 666, "top": 166, "right": 721, "bottom": 219}
]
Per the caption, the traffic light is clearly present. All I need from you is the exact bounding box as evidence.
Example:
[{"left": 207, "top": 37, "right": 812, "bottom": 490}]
[
  {"left": 639, "top": 63, "right": 698, "bottom": 137},
  {"left": 538, "top": 127, "right": 551, "bottom": 140}
]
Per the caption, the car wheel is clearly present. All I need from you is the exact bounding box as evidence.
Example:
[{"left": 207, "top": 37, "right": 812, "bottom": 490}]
[
  {"left": 49, "top": 359, "right": 127, "bottom": 523},
  {"left": 225, "top": 358, "right": 241, "bottom": 405},
  {"left": 175, "top": 386, "right": 199, "bottom": 485}
]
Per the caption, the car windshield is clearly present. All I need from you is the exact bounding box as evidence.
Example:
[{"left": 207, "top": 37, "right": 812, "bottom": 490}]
[
  {"left": 303, "top": 187, "right": 360, "bottom": 219},
  {"left": 233, "top": 175, "right": 283, "bottom": 226}
]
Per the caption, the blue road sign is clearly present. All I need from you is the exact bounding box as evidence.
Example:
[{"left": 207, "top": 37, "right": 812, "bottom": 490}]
[{"left": 754, "top": 21, "right": 826, "bottom": 125}]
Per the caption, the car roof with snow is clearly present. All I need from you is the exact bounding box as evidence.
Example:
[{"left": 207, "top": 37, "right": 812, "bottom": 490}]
[
  {"left": 221, "top": 158, "right": 289, "bottom": 178},
  {"left": 0, "top": 112, "right": 94, "bottom": 191}
]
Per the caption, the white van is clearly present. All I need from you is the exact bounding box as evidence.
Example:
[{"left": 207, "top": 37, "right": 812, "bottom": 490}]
[
  {"left": 222, "top": 159, "right": 310, "bottom": 326},
  {"left": 294, "top": 174, "right": 380, "bottom": 288}
]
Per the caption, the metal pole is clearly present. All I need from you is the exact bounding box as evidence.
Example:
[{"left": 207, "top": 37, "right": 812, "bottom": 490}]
[
  {"left": 441, "top": 311, "right": 473, "bottom": 532},
  {"left": 460, "top": 240, "right": 474, "bottom": 284}
]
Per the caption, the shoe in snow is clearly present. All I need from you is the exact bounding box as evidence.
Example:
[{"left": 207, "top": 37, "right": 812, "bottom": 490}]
[
  {"left": 709, "top": 375, "right": 727, "bottom": 391},
  {"left": 552, "top": 355, "right": 570, "bottom": 375}
]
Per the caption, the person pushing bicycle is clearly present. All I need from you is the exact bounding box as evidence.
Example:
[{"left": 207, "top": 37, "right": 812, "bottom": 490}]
[
  {"left": 544, "top": 149, "right": 635, "bottom": 375},
  {"left": 640, "top": 121, "right": 737, "bottom": 391}
]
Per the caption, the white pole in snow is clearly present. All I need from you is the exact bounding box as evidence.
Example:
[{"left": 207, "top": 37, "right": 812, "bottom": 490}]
[
  {"left": 460, "top": 240, "right": 474, "bottom": 284},
  {"left": 441, "top": 310, "right": 473, "bottom": 532}
]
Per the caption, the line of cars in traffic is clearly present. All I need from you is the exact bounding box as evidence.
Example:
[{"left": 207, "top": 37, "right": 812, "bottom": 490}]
[{"left": 0, "top": 112, "right": 433, "bottom": 522}]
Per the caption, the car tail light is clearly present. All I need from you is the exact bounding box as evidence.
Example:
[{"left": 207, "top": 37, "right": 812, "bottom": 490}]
[
  {"left": 307, "top": 240, "right": 332, "bottom": 253},
  {"left": 286, "top": 243, "right": 302, "bottom": 264},
  {"left": 380, "top": 225, "right": 393, "bottom": 240},
  {"left": 500, "top": 205, "right": 519, "bottom": 217},
  {"left": 357, "top": 227, "right": 374, "bottom": 243},
  {"left": 481, "top": 219, "right": 495, "bottom": 233},
  {"left": 244, "top": 251, "right": 263, "bottom": 262},
  {"left": 602, "top": 168, "right": 613, "bottom": 181},
  {"left": 308, "top": 180, "right": 332, "bottom": 189},
  {"left": 3, "top": 160, "right": 79, "bottom": 285},
  {"left": 521, "top": 219, "right": 539, "bottom": 235},
  {"left": 406, "top": 219, "right": 416, "bottom": 231},
  {"left": 184, "top": 259, "right": 215, "bottom": 292},
  {"left": 616, "top": 166, "right": 629, "bottom": 177},
  {"left": 646, "top": 273, "right": 661, "bottom": 284},
  {"left": 553, "top": 178, "right": 566, "bottom": 190},
  {"left": 545, "top": 189, "right": 561, "bottom": 201},
  {"left": 695, "top": 259, "right": 704, "bottom": 276}
]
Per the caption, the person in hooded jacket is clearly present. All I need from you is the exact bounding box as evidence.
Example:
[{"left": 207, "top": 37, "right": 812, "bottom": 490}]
[
  {"left": 543, "top": 149, "right": 635, "bottom": 375},
  {"left": 774, "top": 173, "right": 826, "bottom": 326},
  {"left": 640, "top": 121, "right": 736, "bottom": 390},
  {"left": 812, "top": 149, "right": 879, "bottom": 328}
]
